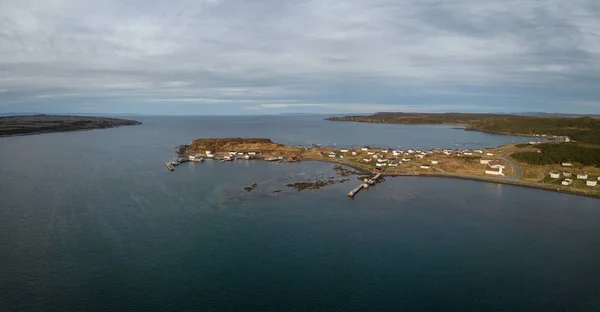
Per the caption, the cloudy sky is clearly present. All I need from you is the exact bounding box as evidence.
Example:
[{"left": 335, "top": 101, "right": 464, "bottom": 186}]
[{"left": 1, "top": 0, "right": 599, "bottom": 115}]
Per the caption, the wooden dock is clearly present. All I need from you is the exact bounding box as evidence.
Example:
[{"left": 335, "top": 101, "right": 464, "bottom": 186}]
[
  {"left": 165, "top": 162, "right": 175, "bottom": 171},
  {"left": 348, "top": 173, "right": 382, "bottom": 198}
]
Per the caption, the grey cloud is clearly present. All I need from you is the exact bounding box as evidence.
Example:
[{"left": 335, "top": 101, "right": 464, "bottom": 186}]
[{"left": 0, "top": 0, "right": 599, "bottom": 113}]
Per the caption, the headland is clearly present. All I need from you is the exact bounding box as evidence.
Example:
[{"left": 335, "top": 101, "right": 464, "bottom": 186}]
[{"left": 0, "top": 114, "right": 142, "bottom": 136}]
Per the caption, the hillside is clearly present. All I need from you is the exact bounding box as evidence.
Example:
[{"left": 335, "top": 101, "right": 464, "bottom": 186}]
[
  {"left": 0, "top": 114, "right": 141, "bottom": 136},
  {"left": 327, "top": 113, "right": 600, "bottom": 144},
  {"left": 184, "top": 138, "right": 302, "bottom": 156}
]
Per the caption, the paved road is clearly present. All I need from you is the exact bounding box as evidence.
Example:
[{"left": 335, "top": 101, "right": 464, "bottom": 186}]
[{"left": 500, "top": 151, "right": 522, "bottom": 181}]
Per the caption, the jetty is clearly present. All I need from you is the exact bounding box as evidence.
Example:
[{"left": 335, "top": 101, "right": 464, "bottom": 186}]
[
  {"left": 348, "top": 173, "right": 383, "bottom": 198},
  {"left": 165, "top": 162, "right": 175, "bottom": 171}
]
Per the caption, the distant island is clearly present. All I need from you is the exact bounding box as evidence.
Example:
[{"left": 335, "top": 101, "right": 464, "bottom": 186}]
[
  {"left": 327, "top": 112, "right": 600, "bottom": 144},
  {"left": 0, "top": 115, "right": 141, "bottom": 136}
]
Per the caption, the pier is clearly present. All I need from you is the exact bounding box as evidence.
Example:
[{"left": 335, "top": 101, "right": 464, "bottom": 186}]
[
  {"left": 165, "top": 162, "right": 175, "bottom": 171},
  {"left": 348, "top": 173, "right": 383, "bottom": 198}
]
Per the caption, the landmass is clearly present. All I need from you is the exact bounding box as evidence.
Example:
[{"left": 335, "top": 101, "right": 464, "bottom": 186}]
[
  {"left": 0, "top": 114, "right": 142, "bottom": 136},
  {"left": 177, "top": 137, "right": 600, "bottom": 199},
  {"left": 327, "top": 112, "right": 600, "bottom": 144}
]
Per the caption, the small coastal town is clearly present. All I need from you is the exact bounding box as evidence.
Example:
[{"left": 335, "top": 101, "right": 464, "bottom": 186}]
[{"left": 167, "top": 137, "right": 600, "bottom": 199}]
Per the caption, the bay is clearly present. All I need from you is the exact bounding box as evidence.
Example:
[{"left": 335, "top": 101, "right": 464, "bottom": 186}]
[{"left": 1, "top": 115, "right": 599, "bottom": 312}]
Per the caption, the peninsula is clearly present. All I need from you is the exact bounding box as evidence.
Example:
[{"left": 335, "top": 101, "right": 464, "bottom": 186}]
[
  {"left": 177, "top": 137, "right": 600, "bottom": 199},
  {"left": 0, "top": 115, "right": 141, "bottom": 136},
  {"left": 327, "top": 112, "right": 600, "bottom": 144}
]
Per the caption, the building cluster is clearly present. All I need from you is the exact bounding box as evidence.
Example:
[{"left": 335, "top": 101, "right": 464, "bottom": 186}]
[
  {"left": 199, "top": 150, "right": 259, "bottom": 160},
  {"left": 549, "top": 171, "right": 599, "bottom": 187}
]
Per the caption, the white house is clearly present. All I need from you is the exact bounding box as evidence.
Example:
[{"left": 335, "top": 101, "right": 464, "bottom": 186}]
[
  {"left": 480, "top": 159, "right": 492, "bottom": 165},
  {"left": 205, "top": 153, "right": 215, "bottom": 158},
  {"left": 377, "top": 158, "right": 388, "bottom": 163},
  {"left": 407, "top": 149, "right": 414, "bottom": 153},
  {"left": 577, "top": 173, "right": 588, "bottom": 180},
  {"left": 361, "top": 147, "right": 369, "bottom": 151},
  {"left": 205, "top": 150, "right": 213, "bottom": 154},
  {"left": 587, "top": 180, "right": 597, "bottom": 186},
  {"left": 562, "top": 162, "right": 573, "bottom": 167},
  {"left": 392, "top": 150, "right": 401, "bottom": 156},
  {"left": 248, "top": 152, "right": 257, "bottom": 156},
  {"left": 474, "top": 150, "right": 483, "bottom": 153},
  {"left": 237, "top": 152, "right": 244, "bottom": 156},
  {"left": 464, "top": 152, "right": 473, "bottom": 156},
  {"left": 340, "top": 149, "right": 349, "bottom": 153},
  {"left": 485, "top": 160, "right": 505, "bottom": 176},
  {"left": 549, "top": 171, "right": 560, "bottom": 179},
  {"left": 351, "top": 151, "right": 357, "bottom": 156},
  {"left": 420, "top": 165, "right": 431, "bottom": 169},
  {"left": 381, "top": 149, "right": 389, "bottom": 153},
  {"left": 328, "top": 152, "right": 338, "bottom": 158},
  {"left": 362, "top": 158, "right": 372, "bottom": 162},
  {"left": 431, "top": 160, "right": 439, "bottom": 165},
  {"left": 367, "top": 151, "right": 375, "bottom": 155},
  {"left": 416, "top": 154, "right": 425, "bottom": 159},
  {"left": 401, "top": 158, "right": 411, "bottom": 162},
  {"left": 562, "top": 179, "right": 573, "bottom": 186},
  {"left": 388, "top": 162, "right": 398, "bottom": 167},
  {"left": 486, "top": 153, "right": 494, "bottom": 156},
  {"left": 376, "top": 162, "right": 387, "bottom": 167}
]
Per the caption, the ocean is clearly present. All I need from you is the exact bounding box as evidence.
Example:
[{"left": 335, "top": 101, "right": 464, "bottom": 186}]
[{"left": 1, "top": 115, "right": 599, "bottom": 311}]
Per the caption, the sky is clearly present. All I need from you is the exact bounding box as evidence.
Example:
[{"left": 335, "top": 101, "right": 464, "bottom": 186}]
[{"left": 1, "top": 0, "right": 600, "bottom": 115}]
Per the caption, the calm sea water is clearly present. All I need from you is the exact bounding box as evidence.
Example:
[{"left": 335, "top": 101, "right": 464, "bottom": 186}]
[{"left": 1, "top": 115, "right": 599, "bottom": 312}]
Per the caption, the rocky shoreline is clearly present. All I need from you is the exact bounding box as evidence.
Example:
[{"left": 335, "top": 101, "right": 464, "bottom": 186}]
[{"left": 0, "top": 115, "right": 141, "bottom": 136}]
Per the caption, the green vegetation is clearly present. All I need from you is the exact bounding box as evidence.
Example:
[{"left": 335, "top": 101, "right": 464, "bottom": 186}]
[
  {"left": 515, "top": 143, "right": 532, "bottom": 148},
  {"left": 512, "top": 143, "right": 600, "bottom": 166},
  {"left": 328, "top": 113, "right": 600, "bottom": 144},
  {"left": 470, "top": 116, "right": 600, "bottom": 144}
]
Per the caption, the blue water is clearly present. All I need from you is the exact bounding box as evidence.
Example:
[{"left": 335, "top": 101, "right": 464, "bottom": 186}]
[{"left": 1, "top": 116, "right": 599, "bottom": 312}]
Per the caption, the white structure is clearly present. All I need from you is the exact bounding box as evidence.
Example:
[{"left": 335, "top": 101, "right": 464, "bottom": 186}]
[
  {"left": 562, "top": 162, "right": 573, "bottom": 167},
  {"left": 464, "top": 152, "right": 473, "bottom": 156},
  {"left": 340, "top": 149, "right": 348, "bottom": 153},
  {"left": 392, "top": 150, "right": 401, "bottom": 156},
  {"left": 381, "top": 149, "right": 389, "bottom": 153},
  {"left": 367, "top": 151, "right": 375, "bottom": 155},
  {"left": 351, "top": 151, "right": 357, "bottom": 156},
  {"left": 361, "top": 147, "right": 369, "bottom": 151},
  {"left": 420, "top": 165, "right": 430, "bottom": 169},
  {"left": 562, "top": 179, "right": 573, "bottom": 186},
  {"left": 549, "top": 172, "right": 560, "bottom": 179},
  {"left": 205, "top": 153, "right": 215, "bottom": 158},
  {"left": 474, "top": 150, "right": 483, "bottom": 153},
  {"left": 244, "top": 154, "right": 251, "bottom": 160},
  {"left": 431, "top": 160, "right": 439, "bottom": 165},
  {"left": 587, "top": 180, "right": 597, "bottom": 186},
  {"left": 485, "top": 161, "right": 505, "bottom": 176},
  {"left": 401, "top": 158, "right": 411, "bottom": 162},
  {"left": 388, "top": 162, "right": 398, "bottom": 167},
  {"left": 362, "top": 158, "right": 372, "bottom": 162},
  {"left": 416, "top": 154, "right": 425, "bottom": 159},
  {"left": 237, "top": 152, "right": 244, "bottom": 156},
  {"left": 480, "top": 159, "right": 492, "bottom": 165},
  {"left": 205, "top": 150, "right": 213, "bottom": 154},
  {"left": 376, "top": 162, "right": 386, "bottom": 167},
  {"left": 486, "top": 153, "right": 494, "bottom": 156},
  {"left": 248, "top": 152, "right": 257, "bottom": 156},
  {"left": 577, "top": 173, "right": 588, "bottom": 180},
  {"left": 328, "top": 152, "right": 337, "bottom": 158},
  {"left": 228, "top": 151, "right": 237, "bottom": 156}
]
